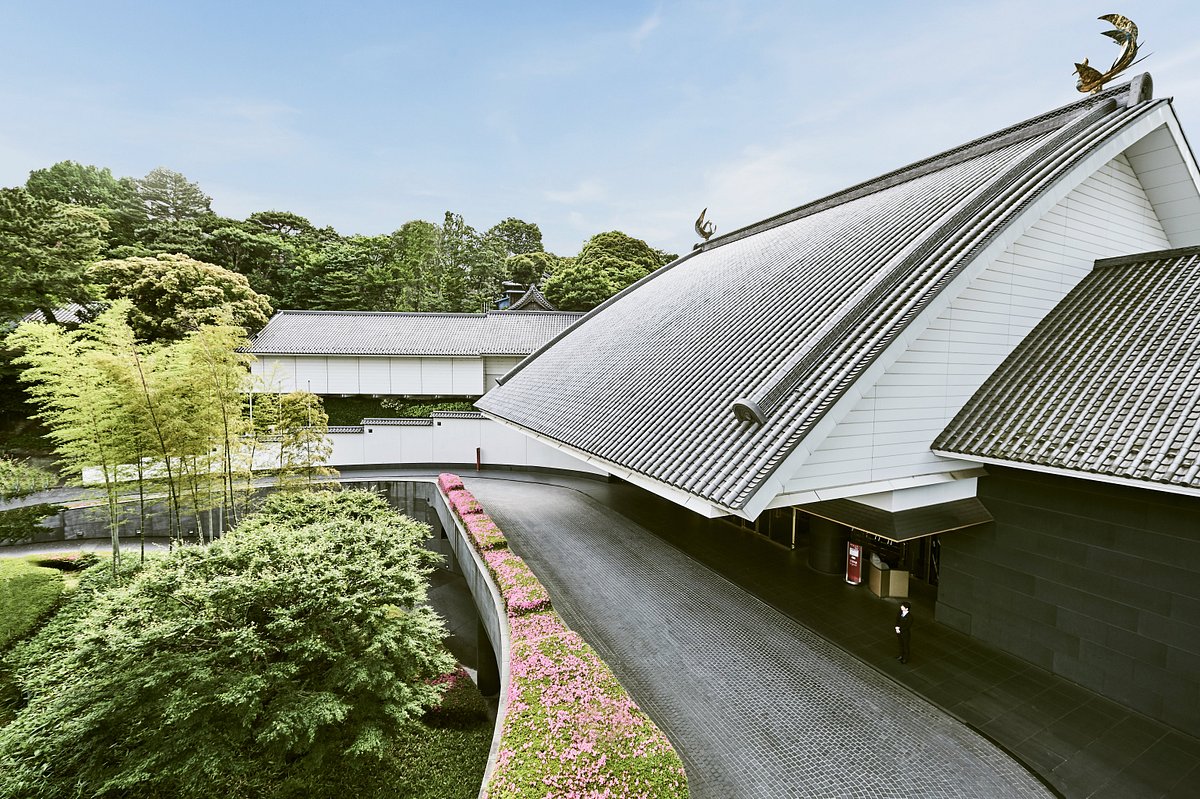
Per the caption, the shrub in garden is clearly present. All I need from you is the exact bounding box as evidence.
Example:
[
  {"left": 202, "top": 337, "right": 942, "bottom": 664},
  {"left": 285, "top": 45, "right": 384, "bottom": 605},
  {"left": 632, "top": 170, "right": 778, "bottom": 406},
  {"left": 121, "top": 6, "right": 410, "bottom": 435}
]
[
  {"left": 0, "top": 490, "right": 455, "bottom": 798},
  {"left": 30, "top": 552, "right": 100, "bottom": 572},
  {"left": 423, "top": 666, "right": 490, "bottom": 729},
  {"left": 437, "top": 473, "right": 465, "bottom": 493}
]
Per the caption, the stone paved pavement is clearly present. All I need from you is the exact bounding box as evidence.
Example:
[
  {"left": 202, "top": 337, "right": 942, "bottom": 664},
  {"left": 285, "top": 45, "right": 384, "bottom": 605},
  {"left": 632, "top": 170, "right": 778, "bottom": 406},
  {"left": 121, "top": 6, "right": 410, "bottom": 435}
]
[{"left": 468, "top": 477, "right": 1052, "bottom": 799}]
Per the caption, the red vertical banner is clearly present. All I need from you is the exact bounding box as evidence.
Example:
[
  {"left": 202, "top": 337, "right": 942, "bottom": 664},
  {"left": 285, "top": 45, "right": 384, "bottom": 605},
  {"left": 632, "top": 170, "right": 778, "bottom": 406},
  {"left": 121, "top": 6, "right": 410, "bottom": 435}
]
[{"left": 846, "top": 542, "right": 863, "bottom": 585}]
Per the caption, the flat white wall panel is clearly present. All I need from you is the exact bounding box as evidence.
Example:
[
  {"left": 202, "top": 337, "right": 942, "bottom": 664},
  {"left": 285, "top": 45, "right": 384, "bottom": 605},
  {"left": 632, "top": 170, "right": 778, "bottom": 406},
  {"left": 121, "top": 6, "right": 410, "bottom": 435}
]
[
  {"left": 294, "top": 357, "right": 329, "bottom": 394},
  {"left": 421, "top": 359, "right": 455, "bottom": 394},
  {"left": 252, "top": 356, "right": 298, "bottom": 392},
  {"left": 326, "top": 358, "right": 360, "bottom": 394},
  {"left": 323, "top": 418, "right": 605, "bottom": 474},
  {"left": 452, "top": 359, "right": 484, "bottom": 394},
  {"left": 484, "top": 356, "right": 524, "bottom": 389},
  {"left": 389, "top": 359, "right": 423, "bottom": 394},
  {"left": 359, "top": 358, "right": 391, "bottom": 395},
  {"left": 784, "top": 154, "right": 1172, "bottom": 497}
]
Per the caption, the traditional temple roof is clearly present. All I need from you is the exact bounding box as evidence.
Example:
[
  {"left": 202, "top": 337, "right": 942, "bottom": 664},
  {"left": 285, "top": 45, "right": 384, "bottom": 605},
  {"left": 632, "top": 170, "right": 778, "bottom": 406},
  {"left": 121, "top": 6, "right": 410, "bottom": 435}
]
[
  {"left": 506, "top": 284, "right": 557, "bottom": 312},
  {"left": 935, "top": 246, "right": 1200, "bottom": 490},
  {"left": 477, "top": 76, "right": 1185, "bottom": 514},
  {"left": 246, "top": 309, "right": 583, "bottom": 357}
]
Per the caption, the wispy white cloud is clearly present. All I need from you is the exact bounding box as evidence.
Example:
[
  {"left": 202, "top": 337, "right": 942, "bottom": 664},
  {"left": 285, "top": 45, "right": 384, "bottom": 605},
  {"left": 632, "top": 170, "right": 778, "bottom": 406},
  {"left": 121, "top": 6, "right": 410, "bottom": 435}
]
[
  {"left": 630, "top": 9, "right": 662, "bottom": 48},
  {"left": 544, "top": 179, "right": 607, "bottom": 204}
]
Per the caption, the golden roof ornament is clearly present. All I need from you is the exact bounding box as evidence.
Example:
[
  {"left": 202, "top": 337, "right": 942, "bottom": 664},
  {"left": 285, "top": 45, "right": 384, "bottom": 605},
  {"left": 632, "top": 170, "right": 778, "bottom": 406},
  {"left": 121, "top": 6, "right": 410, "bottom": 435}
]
[
  {"left": 1074, "top": 14, "right": 1142, "bottom": 94},
  {"left": 694, "top": 208, "right": 715, "bottom": 242}
]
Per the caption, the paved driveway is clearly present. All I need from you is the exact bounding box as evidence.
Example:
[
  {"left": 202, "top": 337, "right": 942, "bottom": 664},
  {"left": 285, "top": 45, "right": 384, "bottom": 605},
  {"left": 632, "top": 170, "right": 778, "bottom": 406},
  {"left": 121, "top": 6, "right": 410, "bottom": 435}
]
[{"left": 469, "top": 477, "right": 1051, "bottom": 799}]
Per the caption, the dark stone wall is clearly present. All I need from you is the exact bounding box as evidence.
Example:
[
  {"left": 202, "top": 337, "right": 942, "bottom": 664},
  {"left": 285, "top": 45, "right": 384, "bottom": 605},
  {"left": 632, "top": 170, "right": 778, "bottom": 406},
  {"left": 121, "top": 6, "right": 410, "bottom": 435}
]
[{"left": 936, "top": 466, "right": 1200, "bottom": 737}]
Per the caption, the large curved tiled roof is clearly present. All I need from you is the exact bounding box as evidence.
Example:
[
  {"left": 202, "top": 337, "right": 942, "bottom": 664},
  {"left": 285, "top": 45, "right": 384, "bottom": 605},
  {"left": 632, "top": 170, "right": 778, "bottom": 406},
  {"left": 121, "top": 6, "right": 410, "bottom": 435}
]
[
  {"left": 478, "top": 80, "right": 1168, "bottom": 511},
  {"left": 935, "top": 247, "right": 1200, "bottom": 489},
  {"left": 246, "top": 309, "right": 583, "bottom": 356}
]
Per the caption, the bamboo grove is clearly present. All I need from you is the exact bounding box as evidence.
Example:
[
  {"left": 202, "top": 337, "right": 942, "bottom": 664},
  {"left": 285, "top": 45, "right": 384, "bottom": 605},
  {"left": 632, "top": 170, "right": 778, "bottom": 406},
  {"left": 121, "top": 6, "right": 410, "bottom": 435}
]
[{"left": 5, "top": 302, "right": 333, "bottom": 574}]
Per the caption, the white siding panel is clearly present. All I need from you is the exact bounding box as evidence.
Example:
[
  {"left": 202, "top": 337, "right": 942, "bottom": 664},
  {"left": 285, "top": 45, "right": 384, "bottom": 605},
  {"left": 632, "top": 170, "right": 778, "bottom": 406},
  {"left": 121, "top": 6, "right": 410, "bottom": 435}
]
[
  {"left": 784, "top": 154, "right": 1172, "bottom": 496},
  {"left": 484, "top": 356, "right": 524, "bottom": 389},
  {"left": 294, "top": 357, "right": 329, "bottom": 394},
  {"left": 359, "top": 358, "right": 391, "bottom": 395},
  {"left": 326, "top": 358, "right": 360, "bottom": 395},
  {"left": 390, "top": 358, "right": 423, "bottom": 394},
  {"left": 421, "top": 359, "right": 455, "bottom": 394},
  {"left": 452, "top": 359, "right": 484, "bottom": 395},
  {"left": 253, "top": 356, "right": 297, "bottom": 392}
]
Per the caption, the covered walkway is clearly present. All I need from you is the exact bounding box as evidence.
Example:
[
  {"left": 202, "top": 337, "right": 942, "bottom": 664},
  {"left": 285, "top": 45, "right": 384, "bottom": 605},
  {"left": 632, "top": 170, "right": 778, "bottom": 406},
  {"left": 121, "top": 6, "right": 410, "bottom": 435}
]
[
  {"left": 466, "top": 475, "right": 1051, "bottom": 798},
  {"left": 465, "top": 473, "right": 1200, "bottom": 799}
]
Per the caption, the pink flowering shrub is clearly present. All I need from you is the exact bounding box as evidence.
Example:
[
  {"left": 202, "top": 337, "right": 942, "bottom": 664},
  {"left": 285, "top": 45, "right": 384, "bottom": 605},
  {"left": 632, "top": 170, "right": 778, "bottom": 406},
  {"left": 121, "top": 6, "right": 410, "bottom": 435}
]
[
  {"left": 482, "top": 549, "right": 552, "bottom": 616},
  {"left": 465, "top": 514, "right": 507, "bottom": 551},
  {"left": 487, "top": 611, "right": 689, "bottom": 799},
  {"left": 436, "top": 473, "right": 689, "bottom": 798},
  {"left": 438, "top": 472, "right": 465, "bottom": 492},
  {"left": 448, "top": 488, "right": 484, "bottom": 517}
]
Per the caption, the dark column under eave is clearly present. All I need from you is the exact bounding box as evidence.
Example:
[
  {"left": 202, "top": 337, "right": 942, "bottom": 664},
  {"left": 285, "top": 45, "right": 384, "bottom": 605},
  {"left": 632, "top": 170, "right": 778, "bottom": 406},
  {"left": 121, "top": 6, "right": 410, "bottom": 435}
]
[{"left": 808, "top": 516, "right": 848, "bottom": 574}]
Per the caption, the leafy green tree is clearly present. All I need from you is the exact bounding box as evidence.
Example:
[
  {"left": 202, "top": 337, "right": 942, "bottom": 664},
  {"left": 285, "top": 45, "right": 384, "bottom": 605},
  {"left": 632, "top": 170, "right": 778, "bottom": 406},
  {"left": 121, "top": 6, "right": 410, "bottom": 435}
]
[
  {"left": 25, "top": 161, "right": 146, "bottom": 250},
  {"left": 202, "top": 220, "right": 305, "bottom": 306},
  {"left": 0, "top": 490, "right": 454, "bottom": 798},
  {"left": 544, "top": 230, "right": 673, "bottom": 311},
  {"left": 505, "top": 251, "right": 560, "bottom": 287},
  {"left": 390, "top": 220, "right": 441, "bottom": 311},
  {"left": 247, "top": 210, "right": 316, "bottom": 238},
  {"left": 0, "top": 188, "right": 106, "bottom": 323},
  {"left": 134, "top": 167, "right": 212, "bottom": 223},
  {"left": 6, "top": 308, "right": 138, "bottom": 572},
  {"left": 90, "top": 253, "right": 273, "bottom": 341},
  {"left": 487, "top": 217, "right": 543, "bottom": 257},
  {"left": 275, "top": 390, "right": 335, "bottom": 488}
]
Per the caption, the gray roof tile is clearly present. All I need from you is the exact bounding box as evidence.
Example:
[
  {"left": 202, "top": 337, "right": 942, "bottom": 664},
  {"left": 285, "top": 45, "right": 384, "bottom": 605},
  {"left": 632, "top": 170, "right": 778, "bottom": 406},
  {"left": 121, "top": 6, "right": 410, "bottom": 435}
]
[
  {"left": 478, "top": 80, "right": 1168, "bottom": 511},
  {"left": 245, "top": 309, "right": 583, "bottom": 356},
  {"left": 935, "top": 246, "right": 1200, "bottom": 489}
]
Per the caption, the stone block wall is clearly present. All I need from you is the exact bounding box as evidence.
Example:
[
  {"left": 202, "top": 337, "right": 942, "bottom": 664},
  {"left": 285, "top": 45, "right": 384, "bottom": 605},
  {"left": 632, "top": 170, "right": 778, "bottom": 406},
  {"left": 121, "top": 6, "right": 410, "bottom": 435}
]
[{"left": 936, "top": 466, "right": 1200, "bottom": 737}]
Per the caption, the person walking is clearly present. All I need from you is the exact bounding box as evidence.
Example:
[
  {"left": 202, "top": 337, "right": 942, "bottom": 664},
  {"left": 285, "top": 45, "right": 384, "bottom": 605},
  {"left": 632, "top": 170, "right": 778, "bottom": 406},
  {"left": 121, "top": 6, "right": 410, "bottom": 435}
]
[{"left": 895, "top": 601, "right": 913, "bottom": 664}]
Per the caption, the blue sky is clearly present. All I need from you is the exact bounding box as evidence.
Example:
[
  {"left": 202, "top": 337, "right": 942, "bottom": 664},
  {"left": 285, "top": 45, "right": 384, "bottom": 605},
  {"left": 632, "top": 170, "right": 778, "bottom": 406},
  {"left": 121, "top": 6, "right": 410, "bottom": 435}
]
[{"left": 3, "top": 1, "right": 1199, "bottom": 256}]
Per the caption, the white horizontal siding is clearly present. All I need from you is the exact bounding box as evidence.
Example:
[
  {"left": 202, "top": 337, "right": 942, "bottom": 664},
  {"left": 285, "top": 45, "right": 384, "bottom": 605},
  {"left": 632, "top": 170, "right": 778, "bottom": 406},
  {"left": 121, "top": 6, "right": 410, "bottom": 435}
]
[{"left": 784, "top": 154, "right": 1171, "bottom": 496}]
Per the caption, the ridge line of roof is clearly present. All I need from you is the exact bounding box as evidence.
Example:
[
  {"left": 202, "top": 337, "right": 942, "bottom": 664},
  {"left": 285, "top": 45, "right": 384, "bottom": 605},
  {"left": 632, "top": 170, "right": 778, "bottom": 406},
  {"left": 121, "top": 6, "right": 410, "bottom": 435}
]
[
  {"left": 1094, "top": 245, "right": 1200, "bottom": 268},
  {"left": 694, "top": 80, "right": 1138, "bottom": 254}
]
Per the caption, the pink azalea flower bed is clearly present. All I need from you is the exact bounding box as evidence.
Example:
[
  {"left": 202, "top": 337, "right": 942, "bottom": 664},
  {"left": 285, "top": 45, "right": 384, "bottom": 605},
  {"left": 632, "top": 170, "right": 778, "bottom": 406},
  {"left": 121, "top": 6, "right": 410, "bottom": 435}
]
[
  {"left": 448, "top": 488, "right": 484, "bottom": 517},
  {"left": 489, "top": 610, "right": 688, "bottom": 799},
  {"left": 464, "top": 514, "right": 507, "bottom": 551},
  {"left": 436, "top": 474, "right": 689, "bottom": 799},
  {"left": 482, "top": 549, "right": 552, "bottom": 616}
]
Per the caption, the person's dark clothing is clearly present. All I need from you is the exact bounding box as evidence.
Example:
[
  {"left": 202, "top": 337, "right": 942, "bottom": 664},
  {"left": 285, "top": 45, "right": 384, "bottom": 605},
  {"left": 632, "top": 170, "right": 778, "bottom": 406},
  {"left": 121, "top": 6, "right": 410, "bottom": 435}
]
[{"left": 895, "top": 608, "right": 913, "bottom": 663}]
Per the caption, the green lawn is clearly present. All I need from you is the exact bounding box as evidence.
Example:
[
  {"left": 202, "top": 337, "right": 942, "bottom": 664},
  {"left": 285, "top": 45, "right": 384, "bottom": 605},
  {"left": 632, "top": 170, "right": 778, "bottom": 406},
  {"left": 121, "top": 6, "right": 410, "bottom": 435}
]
[{"left": 0, "top": 556, "right": 67, "bottom": 725}]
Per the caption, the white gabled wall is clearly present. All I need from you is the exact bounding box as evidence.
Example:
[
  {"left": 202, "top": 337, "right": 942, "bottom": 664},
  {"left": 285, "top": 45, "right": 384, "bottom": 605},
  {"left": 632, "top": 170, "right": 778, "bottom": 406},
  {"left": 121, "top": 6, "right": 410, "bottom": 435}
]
[{"left": 780, "top": 152, "right": 1171, "bottom": 498}]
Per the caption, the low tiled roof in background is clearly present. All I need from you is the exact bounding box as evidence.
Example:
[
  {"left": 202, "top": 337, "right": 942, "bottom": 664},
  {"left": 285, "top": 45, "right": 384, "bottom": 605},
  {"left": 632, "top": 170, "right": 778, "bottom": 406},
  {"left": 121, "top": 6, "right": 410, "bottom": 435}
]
[
  {"left": 935, "top": 246, "right": 1200, "bottom": 489},
  {"left": 245, "top": 309, "right": 583, "bottom": 356},
  {"left": 479, "top": 78, "right": 1168, "bottom": 511},
  {"left": 507, "top": 285, "right": 557, "bottom": 311}
]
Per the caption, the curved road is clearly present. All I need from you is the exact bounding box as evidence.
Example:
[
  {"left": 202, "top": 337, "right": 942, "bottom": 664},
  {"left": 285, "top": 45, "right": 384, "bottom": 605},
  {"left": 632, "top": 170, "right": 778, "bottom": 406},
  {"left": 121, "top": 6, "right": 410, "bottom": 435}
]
[{"left": 467, "top": 476, "right": 1050, "bottom": 799}]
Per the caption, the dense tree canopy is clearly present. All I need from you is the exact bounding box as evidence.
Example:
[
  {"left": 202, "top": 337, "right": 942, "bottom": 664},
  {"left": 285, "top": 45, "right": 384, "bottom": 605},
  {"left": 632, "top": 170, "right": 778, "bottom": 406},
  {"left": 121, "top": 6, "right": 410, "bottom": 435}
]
[
  {"left": 0, "top": 188, "right": 107, "bottom": 323},
  {"left": 543, "top": 230, "right": 675, "bottom": 311},
  {"left": 135, "top": 166, "right": 213, "bottom": 223},
  {"left": 0, "top": 490, "right": 454, "bottom": 798},
  {"left": 4, "top": 159, "right": 675, "bottom": 322},
  {"left": 90, "top": 253, "right": 273, "bottom": 340}
]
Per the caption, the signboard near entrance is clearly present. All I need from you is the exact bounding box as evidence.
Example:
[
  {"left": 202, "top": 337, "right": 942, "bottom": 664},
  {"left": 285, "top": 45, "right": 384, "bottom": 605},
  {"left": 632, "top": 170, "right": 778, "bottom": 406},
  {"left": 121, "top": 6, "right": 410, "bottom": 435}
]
[{"left": 846, "top": 542, "right": 863, "bottom": 585}]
